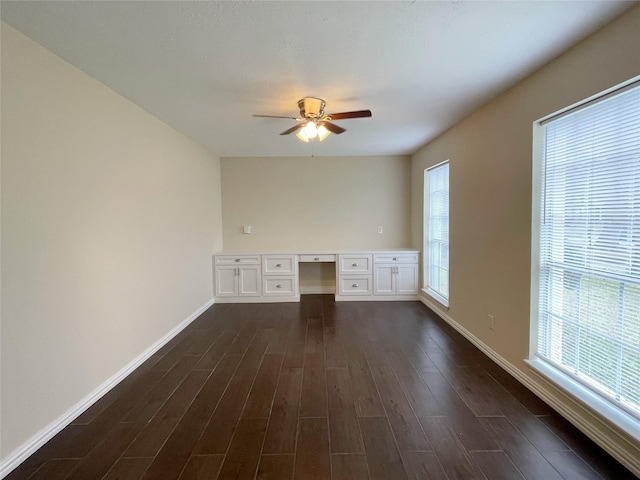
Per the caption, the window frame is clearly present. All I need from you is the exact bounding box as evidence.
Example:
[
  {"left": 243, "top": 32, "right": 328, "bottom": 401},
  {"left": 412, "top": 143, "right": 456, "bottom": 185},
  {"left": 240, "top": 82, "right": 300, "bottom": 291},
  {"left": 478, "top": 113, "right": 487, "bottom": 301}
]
[
  {"left": 529, "top": 76, "right": 640, "bottom": 442},
  {"left": 423, "top": 160, "right": 450, "bottom": 308}
]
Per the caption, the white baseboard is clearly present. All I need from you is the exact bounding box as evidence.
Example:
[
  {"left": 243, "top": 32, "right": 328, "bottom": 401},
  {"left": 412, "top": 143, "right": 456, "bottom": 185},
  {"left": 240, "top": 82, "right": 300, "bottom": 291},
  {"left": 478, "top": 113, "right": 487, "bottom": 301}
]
[
  {"left": 299, "top": 286, "right": 335, "bottom": 295},
  {"left": 214, "top": 295, "right": 300, "bottom": 303},
  {"left": 0, "top": 298, "right": 215, "bottom": 479},
  {"left": 419, "top": 294, "right": 640, "bottom": 477},
  {"left": 335, "top": 294, "right": 419, "bottom": 302}
]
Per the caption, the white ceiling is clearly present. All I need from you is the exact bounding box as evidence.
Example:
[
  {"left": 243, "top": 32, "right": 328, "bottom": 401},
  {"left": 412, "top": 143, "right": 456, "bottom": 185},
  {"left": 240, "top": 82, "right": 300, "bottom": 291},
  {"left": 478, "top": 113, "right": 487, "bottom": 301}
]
[{"left": 1, "top": 1, "right": 635, "bottom": 157}]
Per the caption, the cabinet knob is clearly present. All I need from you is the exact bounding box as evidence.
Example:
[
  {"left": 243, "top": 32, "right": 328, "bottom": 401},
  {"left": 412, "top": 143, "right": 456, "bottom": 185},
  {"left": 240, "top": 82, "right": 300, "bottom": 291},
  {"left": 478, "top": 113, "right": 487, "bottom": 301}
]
[
  {"left": 352, "top": 283, "right": 359, "bottom": 288},
  {"left": 234, "top": 258, "right": 240, "bottom": 263},
  {"left": 276, "top": 263, "right": 282, "bottom": 267},
  {"left": 393, "top": 257, "right": 398, "bottom": 261},
  {"left": 276, "top": 284, "right": 282, "bottom": 288},
  {"left": 352, "top": 263, "right": 358, "bottom": 267},
  {"left": 314, "top": 257, "right": 320, "bottom": 261}
]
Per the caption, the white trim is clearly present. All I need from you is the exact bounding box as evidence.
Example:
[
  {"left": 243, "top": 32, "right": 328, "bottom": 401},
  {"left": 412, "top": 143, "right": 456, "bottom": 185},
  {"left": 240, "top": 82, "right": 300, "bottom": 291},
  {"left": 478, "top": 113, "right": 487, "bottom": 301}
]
[
  {"left": 529, "top": 119, "right": 544, "bottom": 358},
  {"left": 538, "top": 75, "right": 640, "bottom": 124},
  {"left": 528, "top": 76, "right": 640, "bottom": 474},
  {"left": 526, "top": 359, "right": 640, "bottom": 441},
  {"left": 214, "top": 295, "right": 300, "bottom": 303},
  {"left": 0, "top": 298, "right": 215, "bottom": 479},
  {"left": 335, "top": 294, "right": 419, "bottom": 302},
  {"left": 419, "top": 297, "right": 640, "bottom": 478},
  {"left": 425, "top": 158, "right": 450, "bottom": 172},
  {"left": 299, "top": 286, "right": 335, "bottom": 295},
  {"left": 423, "top": 160, "right": 450, "bottom": 305},
  {"left": 421, "top": 287, "right": 449, "bottom": 309}
]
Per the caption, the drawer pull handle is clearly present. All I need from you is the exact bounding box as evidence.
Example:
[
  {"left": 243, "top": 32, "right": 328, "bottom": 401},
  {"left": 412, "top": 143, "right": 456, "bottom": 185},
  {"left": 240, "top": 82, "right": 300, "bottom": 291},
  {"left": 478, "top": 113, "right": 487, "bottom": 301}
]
[
  {"left": 276, "top": 263, "right": 282, "bottom": 267},
  {"left": 276, "top": 284, "right": 282, "bottom": 288},
  {"left": 352, "top": 263, "right": 358, "bottom": 267},
  {"left": 314, "top": 257, "right": 320, "bottom": 261},
  {"left": 234, "top": 258, "right": 240, "bottom": 263},
  {"left": 352, "top": 283, "right": 359, "bottom": 288}
]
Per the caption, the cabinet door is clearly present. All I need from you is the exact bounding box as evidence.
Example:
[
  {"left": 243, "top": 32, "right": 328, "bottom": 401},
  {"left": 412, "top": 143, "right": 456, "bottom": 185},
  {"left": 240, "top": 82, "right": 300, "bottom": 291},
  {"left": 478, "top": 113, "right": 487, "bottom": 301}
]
[
  {"left": 373, "top": 265, "right": 395, "bottom": 295},
  {"left": 238, "top": 265, "right": 261, "bottom": 296},
  {"left": 396, "top": 264, "right": 419, "bottom": 295},
  {"left": 215, "top": 266, "right": 238, "bottom": 297}
]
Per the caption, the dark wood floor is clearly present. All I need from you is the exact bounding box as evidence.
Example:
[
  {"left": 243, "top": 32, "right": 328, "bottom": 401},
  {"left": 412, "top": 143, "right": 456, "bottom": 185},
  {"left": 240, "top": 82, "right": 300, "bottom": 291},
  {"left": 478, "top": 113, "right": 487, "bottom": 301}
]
[{"left": 7, "top": 295, "right": 637, "bottom": 480}]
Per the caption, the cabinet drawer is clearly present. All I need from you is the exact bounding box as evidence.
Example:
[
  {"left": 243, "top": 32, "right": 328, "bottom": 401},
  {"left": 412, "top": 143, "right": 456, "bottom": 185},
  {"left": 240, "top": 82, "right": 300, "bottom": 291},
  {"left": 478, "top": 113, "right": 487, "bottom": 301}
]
[
  {"left": 339, "top": 255, "right": 372, "bottom": 274},
  {"left": 215, "top": 255, "right": 260, "bottom": 265},
  {"left": 299, "top": 254, "right": 336, "bottom": 262},
  {"left": 338, "top": 276, "right": 372, "bottom": 295},
  {"left": 373, "top": 253, "right": 419, "bottom": 264},
  {"left": 263, "top": 277, "right": 295, "bottom": 296},
  {"left": 263, "top": 255, "right": 296, "bottom": 274}
]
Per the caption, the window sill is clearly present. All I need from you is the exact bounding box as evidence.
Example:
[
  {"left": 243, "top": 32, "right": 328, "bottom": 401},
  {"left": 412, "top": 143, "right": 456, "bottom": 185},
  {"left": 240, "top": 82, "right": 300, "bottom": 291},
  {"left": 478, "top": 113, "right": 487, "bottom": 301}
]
[
  {"left": 526, "top": 358, "right": 640, "bottom": 442},
  {"left": 421, "top": 288, "right": 449, "bottom": 309}
]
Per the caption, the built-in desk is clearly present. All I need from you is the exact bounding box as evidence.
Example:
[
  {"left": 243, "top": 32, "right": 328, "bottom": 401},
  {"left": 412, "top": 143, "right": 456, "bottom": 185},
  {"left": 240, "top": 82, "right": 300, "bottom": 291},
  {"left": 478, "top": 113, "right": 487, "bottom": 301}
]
[
  {"left": 299, "top": 254, "right": 337, "bottom": 263},
  {"left": 298, "top": 254, "right": 337, "bottom": 295},
  {"left": 213, "top": 250, "right": 420, "bottom": 303}
]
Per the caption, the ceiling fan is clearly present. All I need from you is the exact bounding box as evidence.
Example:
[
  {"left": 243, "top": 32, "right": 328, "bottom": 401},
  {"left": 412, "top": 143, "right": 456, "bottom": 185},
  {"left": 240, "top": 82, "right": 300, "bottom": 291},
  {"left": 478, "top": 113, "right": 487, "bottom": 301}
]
[{"left": 253, "top": 97, "right": 372, "bottom": 142}]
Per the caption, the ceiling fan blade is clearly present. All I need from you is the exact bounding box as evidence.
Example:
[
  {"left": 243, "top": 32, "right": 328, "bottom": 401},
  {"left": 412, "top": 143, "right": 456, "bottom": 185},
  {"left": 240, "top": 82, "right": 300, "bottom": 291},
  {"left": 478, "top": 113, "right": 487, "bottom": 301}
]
[
  {"left": 253, "top": 114, "right": 301, "bottom": 120},
  {"left": 280, "top": 123, "right": 304, "bottom": 135},
  {"left": 321, "top": 121, "right": 346, "bottom": 134},
  {"left": 326, "top": 110, "right": 372, "bottom": 120}
]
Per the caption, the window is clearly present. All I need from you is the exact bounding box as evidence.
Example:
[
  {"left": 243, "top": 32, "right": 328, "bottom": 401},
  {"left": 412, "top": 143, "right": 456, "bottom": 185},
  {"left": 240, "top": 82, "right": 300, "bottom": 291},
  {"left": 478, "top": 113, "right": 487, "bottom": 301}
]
[
  {"left": 424, "top": 161, "right": 449, "bottom": 307},
  {"left": 531, "top": 79, "right": 640, "bottom": 433}
]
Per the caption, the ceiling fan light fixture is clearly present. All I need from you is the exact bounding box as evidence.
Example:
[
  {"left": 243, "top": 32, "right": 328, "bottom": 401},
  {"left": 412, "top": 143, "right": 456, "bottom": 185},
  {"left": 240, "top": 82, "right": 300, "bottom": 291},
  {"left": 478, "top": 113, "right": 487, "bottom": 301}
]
[
  {"left": 303, "top": 121, "right": 318, "bottom": 139},
  {"left": 295, "top": 122, "right": 331, "bottom": 143},
  {"left": 317, "top": 124, "right": 331, "bottom": 141},
  {"left": 298, "top": 97, "right": 325, "bottom": 118},
  {"left": 295, "top": 131, "right": 310, "bottom": 142},
  {"left": 256, "top": 97, "right": 371, "bottom": 142}
]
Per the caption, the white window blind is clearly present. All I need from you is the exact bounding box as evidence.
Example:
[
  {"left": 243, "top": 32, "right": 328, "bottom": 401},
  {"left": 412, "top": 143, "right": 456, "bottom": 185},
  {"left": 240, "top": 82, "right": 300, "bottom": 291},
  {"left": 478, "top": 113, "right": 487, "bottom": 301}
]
[
  {"left": 536, "top": 81, "right": 640, "bottom": 419},
  {"left": 426, "top": 162, "right": 449, "bottom": 304}
]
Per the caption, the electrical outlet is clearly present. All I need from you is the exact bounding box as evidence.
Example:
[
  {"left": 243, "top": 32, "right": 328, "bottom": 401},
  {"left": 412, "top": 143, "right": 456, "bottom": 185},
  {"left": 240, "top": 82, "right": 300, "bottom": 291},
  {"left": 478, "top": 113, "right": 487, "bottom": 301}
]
[
  {"left": 488, "top": 314, "right": 495, "bottom": 330},
  {"left": 377, "top": 226, "right": 384, "bottom": 234}
]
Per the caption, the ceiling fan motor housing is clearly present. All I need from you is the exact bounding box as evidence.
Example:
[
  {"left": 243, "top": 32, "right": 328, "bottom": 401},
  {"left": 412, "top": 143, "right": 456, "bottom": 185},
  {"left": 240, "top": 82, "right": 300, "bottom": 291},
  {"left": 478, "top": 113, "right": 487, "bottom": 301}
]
[{"left": 298, "top": 97, "right": 326, "bottom": 119}]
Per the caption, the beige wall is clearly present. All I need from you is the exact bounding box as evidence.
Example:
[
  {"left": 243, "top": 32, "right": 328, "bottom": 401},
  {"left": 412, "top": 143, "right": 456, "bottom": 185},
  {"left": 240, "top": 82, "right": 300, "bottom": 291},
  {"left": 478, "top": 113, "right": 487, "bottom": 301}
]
[
  {"left": 1, "top": 24, "right": 223, "bottom": 462},
  {"left": 412, "top": 5, "right": 640, "bottom": 470},
  {"left": 220, "top": 155, "right": 412, "bottom": 251}
]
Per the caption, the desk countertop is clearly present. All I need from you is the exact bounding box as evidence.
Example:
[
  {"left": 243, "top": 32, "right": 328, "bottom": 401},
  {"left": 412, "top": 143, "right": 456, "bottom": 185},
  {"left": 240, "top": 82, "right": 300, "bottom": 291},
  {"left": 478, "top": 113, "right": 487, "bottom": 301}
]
[{"left": 213, "top": 248, "right": 420, "bottom": 256}]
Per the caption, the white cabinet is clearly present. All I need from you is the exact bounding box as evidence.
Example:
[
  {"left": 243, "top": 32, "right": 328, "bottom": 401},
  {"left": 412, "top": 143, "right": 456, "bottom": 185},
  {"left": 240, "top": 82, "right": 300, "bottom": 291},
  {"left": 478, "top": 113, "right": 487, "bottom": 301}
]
[
  {"left": 213, "top": 250, "right": 418, "bottom": 303},
  {"left": 373, "top": 264, "right": 419, "bottom": 296},
  {"left": 373, "top": 253, "right": 419, "bottom": 297},
  {"left": 373, "top": 253, "right": 419, "bottom": 264},
  {"left": 299, "top": 254, "right": 336, "bottom": 263},
  {"left": 339, "top": 254, "right": 372, "bottom": 274},
  {"left": 262, "top": 255, "right": 298, "bottom": 298},
  {"left": 395, "top": 264, "right": 419, "bottom": 295},
  {"left": 263, "top": 277, "right": 296, "bottom": 295},
  {"left": 338, "top": 276, "right": 372, "bottom": 295},
  {"left": 337, "top": 254, "right": 373, "bottom": 296},
  {"left": 215, "top": 265, "right": 261, "bottom": 297},
  {"left": 373, "top": 265, "right": 395, "bottom": 295},
  {"left": 214, "top": 255, "right": 261, "bottom": 298}
]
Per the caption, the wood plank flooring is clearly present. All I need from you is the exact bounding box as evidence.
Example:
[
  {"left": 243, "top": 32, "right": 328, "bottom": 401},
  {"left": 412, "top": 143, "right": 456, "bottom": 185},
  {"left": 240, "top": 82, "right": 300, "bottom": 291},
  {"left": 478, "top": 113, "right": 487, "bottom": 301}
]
[{"left": 7, "top": 295, "right": 637, "bottom": 480}]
